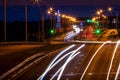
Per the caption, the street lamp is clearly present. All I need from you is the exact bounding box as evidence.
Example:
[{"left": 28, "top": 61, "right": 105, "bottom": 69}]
[
  {"left": 29, "top": 0, "right": 41, "bottom": 41},
  {"left": 107, "top": 7, "right": 119, "bottom": 30},
  {"left": 47, "top": 7, "right": 56, "bottom": 29},
  {"left": 25, "top": 5, "right": 28, "bottom": 42},
  {"left": 96, "top": 9, "right": 113, "bottom": 28},
  {"left": 4, "top": 0, "right": 6, "bottom": 42},
  {"left": 108, "top": 7, "right": 112, "bottom": 11}
]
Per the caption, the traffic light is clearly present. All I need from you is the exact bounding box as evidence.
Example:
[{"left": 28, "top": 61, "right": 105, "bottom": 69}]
[
  {"left": 86, "top": 19, "right": 91, "bottom": 23},
  {"left": 49, "top": 28, "right": 55, "bottom": 35},
  {"left": 95, "top": 28, "right": 101, "bottom": 35}
]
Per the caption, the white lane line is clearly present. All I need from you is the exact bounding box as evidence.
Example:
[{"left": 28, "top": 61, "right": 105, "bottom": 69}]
[
  {"left": 57, "top": 52, "right": 81, "bottom": 80},
  {"left": 38, "top": 44, "right": 75, "bottom": 80},
  {"left": 114, "top": 63, "right": 120, "bottom": 80},
  {"left": 50, "top": 52, "right": 81, "bottom": 80},
  {"left": 38, "top": 44, "right": 85, "bottom": 80},
  {"left": 72, "top": 40, "right": 115, "bottom": 44},
  {"left": 106, "top": 41, "right": 120, "bottom": 80},
  {"left": 80, "top": 41, "right": 111, "bottom": 80},
  {"left": 50, "top": 44, "right": 85, "bottom": 80}
]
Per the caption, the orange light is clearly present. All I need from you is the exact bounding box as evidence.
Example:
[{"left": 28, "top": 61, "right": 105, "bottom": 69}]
[
  {"left": 54, "top": 12, "right": 57, "bottom": 16},
  {"left": 47, "top": 10, "right": 51, "bottom": 14},
  {"left": 97, "top": 11, "right": 101, "bottom": 15},
  {"left": 49, "top": 7, "right": 53, "bottom": 11},
  {"left": 99, "top": 9, "right": 103, "bottom": 13},
  {"left": 108, "top": 7, "right": 112, "bottom": 11}
]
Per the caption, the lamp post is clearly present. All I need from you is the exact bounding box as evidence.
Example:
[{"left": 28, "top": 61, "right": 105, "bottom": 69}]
[
  {"left": 42, "top": 15, "right": 45, "bottom": 41},
  {"left": 4, "top": 0, "right": 6, "bottom": 42},
  {"left": 97, "top": 7, "right": 119, "bottom": 39},
  {"left": 116, "top": 12, "right": 118, "bottom": 30},
  {"left": 107, "top": 7, "right": 119, "bottom": 30},
  {"left": 25, "top": 5, "right": 28, "bottom": 42},
  {"left": 47, "top": 7, "right": 54, "bottom": 29}
]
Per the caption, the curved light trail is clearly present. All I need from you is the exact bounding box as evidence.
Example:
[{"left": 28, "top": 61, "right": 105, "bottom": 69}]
[
  {"left": 38, "top": 44, "right": 75, "bottom": 80},
  {"left": 38, "top": 44, "right": 85, "bottom": 80},
  {"left": 106, "top": 41, "right": 120, "bottom": 80},
  {"left": 114, "top": 63, "right": 120, "bottom": 80},
  {"left": 64, "top": 25, "right": 80, "bottom": 41},
  {"left": 72, "top": 40, "right": 116, "bottom": 44},
  {"left": 80, "top": 41, "right": 111, "bottom": 80},
  {"left": 51, "top": 52, "right": 81, "bottom": 80}
]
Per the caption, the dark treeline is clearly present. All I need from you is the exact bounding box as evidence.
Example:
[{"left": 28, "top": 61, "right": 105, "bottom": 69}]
[
  {"left": 0, "top": 20, "right": 52, "bottom": 42},
  {"left": 0, "top": 16, "right": 120, "bottom": 42}
]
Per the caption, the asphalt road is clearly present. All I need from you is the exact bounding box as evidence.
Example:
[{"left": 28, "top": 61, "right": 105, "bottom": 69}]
[{"left": 1, "top": 41, "right": 120, "bottom": 80}]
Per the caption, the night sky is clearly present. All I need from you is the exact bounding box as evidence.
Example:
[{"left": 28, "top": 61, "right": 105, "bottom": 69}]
[{"left": 0, "top": 0, "right": 120, "bottom": 22}]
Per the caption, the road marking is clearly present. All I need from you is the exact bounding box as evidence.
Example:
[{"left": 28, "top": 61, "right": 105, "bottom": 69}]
[
  {"left": 114, "top": 63, "right": 120, "bottom": 80},
  {"left": 106, "top": 41, "right": 120, "bottom": 80},
  {"left": 38, "top": 44, "right": 85, "bottom": 80},
  {"left": 80, "top": 41, "right": 111, "bottom": 80}
]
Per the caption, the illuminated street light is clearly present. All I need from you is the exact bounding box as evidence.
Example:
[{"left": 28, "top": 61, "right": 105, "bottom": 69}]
[
  {"left": 47, "top": 10, "right": 51, "bottom": 14},
  {"left": 34, "top": 0, "right": 41, "bottom": 4},
  {"left": 102, "top": 14, "right": 107, "bottom": 19},
  {"left": 49, "top": 7, "right": 53, "bottom": 11},
  {"left": 54, "top": 12, "right": 57, "bottom": 16},
  {"left": 108, "top": 7, "right": 112, "bottom": 11},
  {"left": 99, "top": 9, "right": 103, "bottom": 13},
  {"left": 92, "top": 17, "right": 96, "bottom": 21},
  {"left": 107, "top": 7, "right": 118, "bottom": 31},
  {"left": 96, "top": 11, "right": 101, "bottom": 15}
]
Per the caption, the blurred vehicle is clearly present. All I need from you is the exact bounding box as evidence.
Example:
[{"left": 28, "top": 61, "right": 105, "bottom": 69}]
[{"left": 97, "top": 29, "right": 118, "bottom": 41}]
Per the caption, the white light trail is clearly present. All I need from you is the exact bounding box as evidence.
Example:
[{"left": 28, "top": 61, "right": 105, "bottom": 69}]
[
  {"left": 38, "top": 44, "right": 75, "bottom": 80},
  {"left": 50, "top": 52, "right": 81, "bottom": 80},
  {"left": 57, "top": 44, "right": 85, "bottom": 80},
  {"left": 38, "top": 44, "right": 85, "bottom": 80},
  {"left": 80, "top": 41, "right": 111, "bottom": 80},
  {"left": 57, "top": 52, "right": 80, "bottom": 80},
  {"left": 72, "top": 40, "right": 116, "bottom": 44},
  {"left": 114, "top": 63, "right": 120, "bottom": 80},
  {"left": 64, "top": 26, "right": 80, "bottom": 41},
  {"left": 106, "top": 41, "right": 120, "bottom": 80}
]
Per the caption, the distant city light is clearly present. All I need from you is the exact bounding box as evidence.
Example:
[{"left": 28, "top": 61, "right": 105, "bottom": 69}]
[{"left": 80, "top": 22, "right": 83, "bottom": 26}]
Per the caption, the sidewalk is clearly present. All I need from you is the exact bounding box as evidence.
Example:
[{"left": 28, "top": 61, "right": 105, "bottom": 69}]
[{"left": 0, "top": 42, "right": 47, "bottom": 55}]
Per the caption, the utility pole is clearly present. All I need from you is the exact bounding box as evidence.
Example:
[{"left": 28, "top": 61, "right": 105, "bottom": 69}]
[
  {"left": 116, "top": 12, "right": 118, "bottom": 30},
  {"left": 25, "top": 5, "right": 28, "bottom": 42},
  {"left": 38, "top": 6, "right": 41, "bottom": 41},
  {"left": 116, "top": 12, "right": 119, "bottom": 39},
  {"left": 4, "top": 0, "right": 6, "bottom": 42},
  {"left": 42, "top": 16, "right": 45, "bottom": 41}
]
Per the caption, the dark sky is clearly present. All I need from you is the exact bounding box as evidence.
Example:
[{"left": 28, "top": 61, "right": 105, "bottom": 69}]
[
  {"left": 0, "top": 0, "right": 120, "bottom": 6},
  {"left": 0, "top": 0, "right": 120, "bottom": 21}
]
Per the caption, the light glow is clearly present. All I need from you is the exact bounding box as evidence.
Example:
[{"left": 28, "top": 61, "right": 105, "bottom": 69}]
[{"left": 64, "top": 26, "right": 80, "bottom": 41}]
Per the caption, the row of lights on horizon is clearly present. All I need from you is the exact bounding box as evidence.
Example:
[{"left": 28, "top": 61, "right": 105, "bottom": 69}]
[{"left": 47, "top": 7, "right": 77, "bottom": 22}]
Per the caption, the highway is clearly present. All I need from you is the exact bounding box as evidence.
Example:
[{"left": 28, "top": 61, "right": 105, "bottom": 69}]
[
  {"left": 4, "top": 41, "right": 119, "bottom": 80},
  {"left": 1, "top": 33, "right": 120, "bottom": 80}
]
